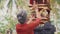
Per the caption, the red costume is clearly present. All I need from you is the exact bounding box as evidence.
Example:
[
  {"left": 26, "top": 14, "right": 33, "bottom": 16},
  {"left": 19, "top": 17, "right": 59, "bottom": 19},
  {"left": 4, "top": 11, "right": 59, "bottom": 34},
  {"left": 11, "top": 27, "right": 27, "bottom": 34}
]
[
  {"left": 30, "top": 0, "right": 48, "bottom": 4},
  {"left": 16, "top": 18, "right": 43, "bottom": 34}
]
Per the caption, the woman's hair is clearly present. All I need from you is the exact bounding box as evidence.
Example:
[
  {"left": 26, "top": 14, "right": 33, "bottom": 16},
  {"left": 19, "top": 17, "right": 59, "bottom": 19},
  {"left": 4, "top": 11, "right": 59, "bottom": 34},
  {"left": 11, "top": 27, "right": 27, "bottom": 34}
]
[{"left": 17, "top": 9, "right": 27, "bottom": 18}]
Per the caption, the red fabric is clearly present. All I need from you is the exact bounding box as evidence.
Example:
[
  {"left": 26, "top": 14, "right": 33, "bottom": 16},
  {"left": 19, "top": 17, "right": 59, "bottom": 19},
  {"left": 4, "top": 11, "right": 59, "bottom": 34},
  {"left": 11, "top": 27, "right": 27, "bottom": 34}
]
[
  {"left": 30, "top": 0, "right": 34, "bottom": 5},
  {"left": 30, "top": 0, "right": 33, "bottom": 4},
  {"left": 16, "top": 18, "right": 42, "bottom": 34},
  {"left": 30, "top": 0, "right": 48, "bottom": 4}
]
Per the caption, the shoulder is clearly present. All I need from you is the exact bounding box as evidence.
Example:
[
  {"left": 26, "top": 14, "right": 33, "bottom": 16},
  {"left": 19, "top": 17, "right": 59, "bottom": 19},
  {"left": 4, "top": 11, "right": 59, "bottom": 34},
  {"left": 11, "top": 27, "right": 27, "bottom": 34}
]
[{"left": 16, "top": 23, "right": 21, "bottom": 26}]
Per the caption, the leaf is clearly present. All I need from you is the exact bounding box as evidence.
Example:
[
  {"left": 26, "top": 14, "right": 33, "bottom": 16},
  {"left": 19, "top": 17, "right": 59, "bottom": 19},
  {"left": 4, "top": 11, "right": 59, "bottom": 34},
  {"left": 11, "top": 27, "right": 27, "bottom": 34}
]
[
  {"left": 56, "top": 0, "right": 60, "bottom": 4},
  {"left": 7, "top": 0, "right": 12, "bottom": 9},
  {"left": 0, "top": 0, "right": 5, "bottom": 9}
]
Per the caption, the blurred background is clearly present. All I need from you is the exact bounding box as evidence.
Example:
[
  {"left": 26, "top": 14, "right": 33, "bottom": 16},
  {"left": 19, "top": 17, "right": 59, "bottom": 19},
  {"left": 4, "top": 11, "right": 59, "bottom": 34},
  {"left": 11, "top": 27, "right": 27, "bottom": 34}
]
[{"left": 0, "top": 0, "right": 60, "bottom": 34}]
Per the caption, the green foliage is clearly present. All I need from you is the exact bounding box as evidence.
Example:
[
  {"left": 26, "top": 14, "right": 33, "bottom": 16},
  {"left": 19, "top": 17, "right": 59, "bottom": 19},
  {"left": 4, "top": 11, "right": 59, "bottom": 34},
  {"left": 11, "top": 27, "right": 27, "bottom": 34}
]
[
  {"left": 0, "top": 0, "right": 5, "bottom": 9},
  {"left": 15, "top": 0, "right": 24, "bottom": 7},
  {"left": 4, "top": 15, "right": 17, "bottom": 29},
  {"left": 58, "top": 32, "right": 60, "bottom": 34},
  {"left": 8, "top": 0, "right": 12, "bottom": 9},
  {"left": 56, "top": 0, "right": 60, "bottom": 4}
]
